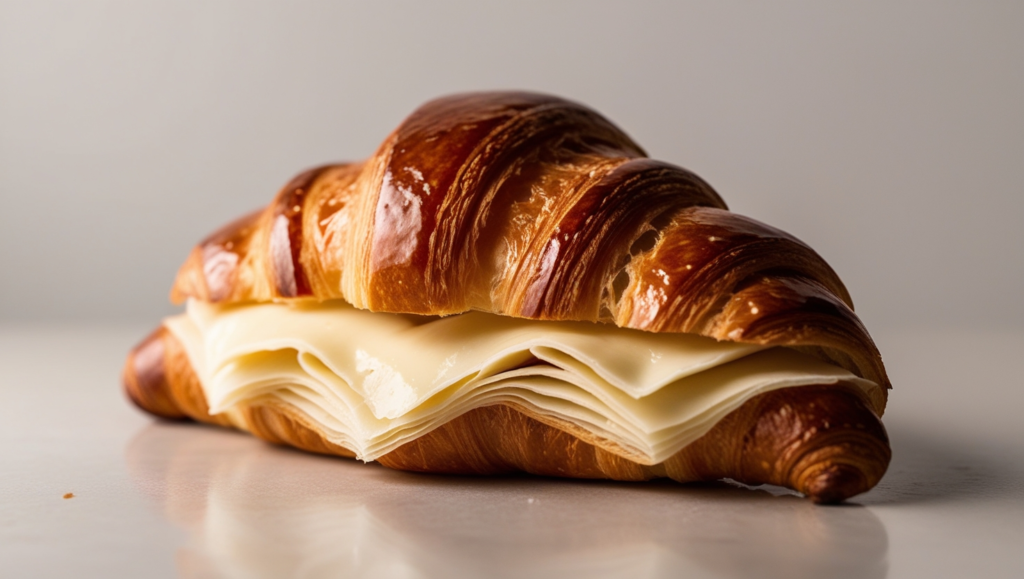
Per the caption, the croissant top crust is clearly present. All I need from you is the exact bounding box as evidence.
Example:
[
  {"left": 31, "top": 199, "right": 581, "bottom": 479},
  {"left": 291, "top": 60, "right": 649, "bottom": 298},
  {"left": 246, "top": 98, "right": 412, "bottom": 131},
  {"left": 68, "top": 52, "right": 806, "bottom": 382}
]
[{"left": 170, "top": 91, "right": 889, "bottom": 399}]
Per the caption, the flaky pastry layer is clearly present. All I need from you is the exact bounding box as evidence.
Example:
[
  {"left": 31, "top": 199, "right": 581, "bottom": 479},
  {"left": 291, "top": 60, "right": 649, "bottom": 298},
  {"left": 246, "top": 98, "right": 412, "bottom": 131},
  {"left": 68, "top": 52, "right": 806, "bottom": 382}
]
[
  {"left": 125, "top": 323, "right": 890, "bottom": 503},
  {"left": 165, "top": 299, "right": 882, "bottom": 465}
]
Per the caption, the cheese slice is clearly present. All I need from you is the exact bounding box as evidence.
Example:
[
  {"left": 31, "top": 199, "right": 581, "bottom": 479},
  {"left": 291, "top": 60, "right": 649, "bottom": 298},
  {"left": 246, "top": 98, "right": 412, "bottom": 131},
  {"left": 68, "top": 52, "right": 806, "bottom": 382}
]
[{"left": 165, "top": 299, "right": 880, "bottom": 465}]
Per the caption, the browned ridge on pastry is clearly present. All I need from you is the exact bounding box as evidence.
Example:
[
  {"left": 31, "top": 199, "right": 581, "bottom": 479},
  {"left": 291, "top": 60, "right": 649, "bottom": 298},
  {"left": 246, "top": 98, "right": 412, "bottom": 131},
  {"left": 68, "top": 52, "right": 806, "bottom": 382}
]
[{"left": 128, "top": 91, "right": 892, "bottom": 503}]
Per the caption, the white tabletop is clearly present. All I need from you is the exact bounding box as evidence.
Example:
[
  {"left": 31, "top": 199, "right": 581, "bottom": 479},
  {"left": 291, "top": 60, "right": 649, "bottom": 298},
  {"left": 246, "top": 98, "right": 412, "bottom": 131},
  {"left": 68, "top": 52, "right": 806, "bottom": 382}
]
[{"left": 1, "top": 324, "right": 1022, "bottom": 578}]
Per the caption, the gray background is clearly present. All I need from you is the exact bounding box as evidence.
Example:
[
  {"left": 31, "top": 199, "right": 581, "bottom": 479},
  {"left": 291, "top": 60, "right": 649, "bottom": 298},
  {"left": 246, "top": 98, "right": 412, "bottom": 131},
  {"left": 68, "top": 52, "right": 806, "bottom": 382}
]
[{"left": 1, "top": 0, "right": 1021, "bottom": 329}]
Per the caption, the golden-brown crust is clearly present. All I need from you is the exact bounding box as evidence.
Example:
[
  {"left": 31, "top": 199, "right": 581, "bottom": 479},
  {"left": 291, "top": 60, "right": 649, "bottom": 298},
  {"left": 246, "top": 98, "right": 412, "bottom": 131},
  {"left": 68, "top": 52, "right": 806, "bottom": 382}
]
[
  {"left": 167, "top": 92, "right": 889, "bottom": 395},
  {"left": 234, "top": 401, "right": 357, "bottom": 459},
  {"left": 125, "top": 326, "right": 889, "bottom": 503}
]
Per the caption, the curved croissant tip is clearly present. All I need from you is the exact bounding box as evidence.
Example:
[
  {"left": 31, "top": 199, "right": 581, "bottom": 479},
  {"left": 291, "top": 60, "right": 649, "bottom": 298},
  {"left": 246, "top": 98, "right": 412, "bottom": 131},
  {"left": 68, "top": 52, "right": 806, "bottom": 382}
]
[
  {"left": 123, "top": 327, "right": 188, "bottom": 420},
  {"left": 803, "top": 463, "right": 871, "bottom": 504}
]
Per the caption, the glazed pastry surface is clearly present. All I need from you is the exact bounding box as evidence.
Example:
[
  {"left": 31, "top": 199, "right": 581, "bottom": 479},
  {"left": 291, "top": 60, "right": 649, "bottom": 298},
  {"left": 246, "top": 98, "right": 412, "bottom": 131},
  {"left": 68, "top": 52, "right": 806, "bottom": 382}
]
[
  {"left": 126, "top": 91, "right": 893, "bottom": 502},
  {"left": 170, "top": 92, "right": 888, "bottom": 392}
]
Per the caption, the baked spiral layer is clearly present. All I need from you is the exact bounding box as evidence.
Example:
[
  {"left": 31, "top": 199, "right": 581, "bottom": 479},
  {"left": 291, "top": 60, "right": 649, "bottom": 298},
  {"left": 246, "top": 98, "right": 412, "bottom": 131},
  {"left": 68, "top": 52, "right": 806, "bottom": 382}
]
[{"left": 126, "top": 91, "right": 892, "bottom": 502}]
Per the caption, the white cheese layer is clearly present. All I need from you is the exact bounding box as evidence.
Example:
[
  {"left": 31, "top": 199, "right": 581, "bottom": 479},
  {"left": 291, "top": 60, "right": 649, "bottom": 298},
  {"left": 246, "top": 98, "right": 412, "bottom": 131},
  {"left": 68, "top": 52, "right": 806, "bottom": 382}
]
[{"left": 166, "top": 299, "right": 880, "bottom": 464}]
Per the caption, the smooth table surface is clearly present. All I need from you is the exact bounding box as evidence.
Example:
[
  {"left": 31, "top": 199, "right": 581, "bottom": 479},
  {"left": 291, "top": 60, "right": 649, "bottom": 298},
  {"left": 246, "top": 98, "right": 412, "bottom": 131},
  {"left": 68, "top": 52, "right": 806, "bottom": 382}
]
[{"left": 1, "top": 324, "right": 1023, "bottom": 578}]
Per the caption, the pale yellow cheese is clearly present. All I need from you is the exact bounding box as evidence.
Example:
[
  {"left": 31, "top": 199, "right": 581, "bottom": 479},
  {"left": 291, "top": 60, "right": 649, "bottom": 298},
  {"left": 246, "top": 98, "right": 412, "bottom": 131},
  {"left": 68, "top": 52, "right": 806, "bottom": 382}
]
[{"left": 165, "top": 299, "right": 880, "bottom": 465}]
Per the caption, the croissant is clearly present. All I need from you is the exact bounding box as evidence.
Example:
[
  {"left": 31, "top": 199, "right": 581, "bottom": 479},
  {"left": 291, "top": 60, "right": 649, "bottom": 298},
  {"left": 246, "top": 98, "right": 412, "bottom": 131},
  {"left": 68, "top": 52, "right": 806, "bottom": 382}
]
[{"left": 124, "top": 91, "right": 891, "bottom": 503}]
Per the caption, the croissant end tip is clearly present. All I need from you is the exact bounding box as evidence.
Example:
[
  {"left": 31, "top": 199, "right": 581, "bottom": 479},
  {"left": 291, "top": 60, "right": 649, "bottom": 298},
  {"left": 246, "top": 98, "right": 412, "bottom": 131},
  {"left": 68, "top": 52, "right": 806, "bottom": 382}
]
[
  {"left": 123, "top": 327, "right": 189, "bottom": 420},
  {"left": 803, "top": 463, "right": 871, "bottom": 504}
]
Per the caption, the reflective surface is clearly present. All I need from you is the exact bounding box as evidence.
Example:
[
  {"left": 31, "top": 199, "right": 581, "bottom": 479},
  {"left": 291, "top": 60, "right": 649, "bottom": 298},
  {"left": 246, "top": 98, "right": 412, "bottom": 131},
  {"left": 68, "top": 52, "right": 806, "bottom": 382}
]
[
  {"left": 1, "top": 326, "right": 1023, "bottom": 578},
  {"left": 125, "top": 424, "right": 888, "bottom": 579}
]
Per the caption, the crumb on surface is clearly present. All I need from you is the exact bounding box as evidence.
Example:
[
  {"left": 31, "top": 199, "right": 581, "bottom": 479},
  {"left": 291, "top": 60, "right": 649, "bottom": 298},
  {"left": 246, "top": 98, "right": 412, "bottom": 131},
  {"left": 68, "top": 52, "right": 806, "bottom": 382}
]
[{"left": 63, "top": 493, "right": 74, "bottom": 499}]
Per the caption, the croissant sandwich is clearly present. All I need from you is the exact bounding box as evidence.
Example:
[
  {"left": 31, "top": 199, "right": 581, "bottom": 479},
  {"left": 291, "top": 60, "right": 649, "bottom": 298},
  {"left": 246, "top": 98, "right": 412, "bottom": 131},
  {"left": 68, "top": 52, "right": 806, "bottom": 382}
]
[{"left": 124, "top": 92, "right": 891, "bottom": 503}]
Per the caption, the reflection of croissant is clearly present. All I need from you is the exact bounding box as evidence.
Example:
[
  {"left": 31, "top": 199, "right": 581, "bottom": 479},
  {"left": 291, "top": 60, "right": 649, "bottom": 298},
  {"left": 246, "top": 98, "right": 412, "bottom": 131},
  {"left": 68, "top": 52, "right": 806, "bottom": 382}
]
[
  {"left": 125, "top": 423, "right": 890, "bottom": 579},
  {"left": 124, "top": 92, "right": 891, "bottom": 503}
]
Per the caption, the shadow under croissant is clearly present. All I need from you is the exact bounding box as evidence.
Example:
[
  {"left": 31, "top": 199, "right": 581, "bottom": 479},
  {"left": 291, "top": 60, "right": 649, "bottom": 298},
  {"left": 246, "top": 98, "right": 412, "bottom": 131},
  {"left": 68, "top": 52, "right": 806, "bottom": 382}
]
[
  {"left": 856, "top": 424, "right": 1024, "bottom": 506},
  {"left": 125, "top": 422, "right": 890, "bottom": 579}
]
